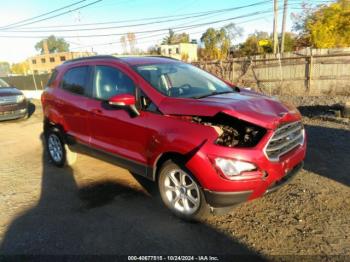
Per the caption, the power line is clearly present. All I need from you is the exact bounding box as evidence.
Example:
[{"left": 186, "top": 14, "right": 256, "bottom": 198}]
[
  {"left": 70, "top": 12, "right": 281, "bottom": 50},
  {"left": 0, "top": 1, "right": 332, "bottom": 40},
  {"left": 0, "top": 1, "right": 303, "bottom": 38},
  {"left": 10, "top": 8, "right": 228, "bottom": 29},
  {"left": 162, "top": 0, "right": 325, "bottom": 31},
  {"left": 0, "top": 0, "right": 271, "bottom": 32},
  {"left": 10, "top": 1, "right": 271, "bottom": 30},
  {"left": 0, "top": 0, "right": 88, "bottom": 29},
  {"left": 0, "top": 0, "right": 103, "bottom": 30},
  {"left": 0, "top": 9, "right": 275, "bottom": 39},
  {"left": 1, "top": 0, "right": 325, "bottom": 34}
]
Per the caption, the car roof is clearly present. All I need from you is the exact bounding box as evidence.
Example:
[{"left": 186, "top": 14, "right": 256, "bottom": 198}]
[
  {"left": 61, "top": 55, "right": 179, "bottom": 67},
  {"left": 117, "top": 56, "right": 179, "bottom": 66}
]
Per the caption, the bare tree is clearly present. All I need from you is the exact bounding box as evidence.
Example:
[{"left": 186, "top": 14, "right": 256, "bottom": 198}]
[
  {"left": 120, "top": 35, "right": 127, "bottom": 54},
  {"left": 127, "top": 32, "right": 137, "bottom": 54}
]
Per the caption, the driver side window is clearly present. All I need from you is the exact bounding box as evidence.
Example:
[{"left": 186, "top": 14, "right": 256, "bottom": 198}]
[{"left": 93, "top": 66, "right": 135, "bottom": 100}]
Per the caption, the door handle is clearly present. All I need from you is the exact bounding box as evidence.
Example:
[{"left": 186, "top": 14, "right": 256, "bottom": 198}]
[{"left": 91, "top": 108, "right": 102, "bottom": 114}]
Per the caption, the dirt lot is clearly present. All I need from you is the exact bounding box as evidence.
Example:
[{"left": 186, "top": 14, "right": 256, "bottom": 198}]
[{"left": 0, "top": 100, "right": 349, "bottom": 259}]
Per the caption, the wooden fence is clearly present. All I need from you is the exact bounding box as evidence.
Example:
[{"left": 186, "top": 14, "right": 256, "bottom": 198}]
[
  {"left": 2, "top": 74, "right": 50, "bottom": 91},
  {"left": 193, "top": 52, "right": 350, "bottom": 96}
]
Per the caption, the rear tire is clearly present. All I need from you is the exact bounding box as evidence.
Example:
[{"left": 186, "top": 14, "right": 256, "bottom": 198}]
[
  {"left": 45, "top": 127, "right": 77, "bottom": 167},
  {"left": 158, "top": 159, "right": 211, "bottom": 221}
]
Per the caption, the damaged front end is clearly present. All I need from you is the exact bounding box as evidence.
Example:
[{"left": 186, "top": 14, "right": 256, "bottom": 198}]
[{"left": 191, "top": 112, "right": 266, "bottom": 148}]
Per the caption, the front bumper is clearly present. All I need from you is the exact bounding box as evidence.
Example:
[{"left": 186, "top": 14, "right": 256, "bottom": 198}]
[
  {"left": 204, "top": 161, "right": 303, "bottom": 207},
  {"left": 204, "top": 190, "right": 252, "bottom": 208},
  {"left": 265, "top": 161, "right": 303, "bottom": 194},
  {"left": 0, "top": 106, "right": 27, "bottom": 121},
  {"left": 185, "top": 128, "right": 307, "bottom": 208}
]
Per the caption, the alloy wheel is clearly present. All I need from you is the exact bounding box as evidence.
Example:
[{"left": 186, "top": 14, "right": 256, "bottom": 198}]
[
  {"left": 47, "top": 133, "right": 63, "bottom": 163},
  {"left": 163, "top": 169, "right": 200, "bottom": 215}
]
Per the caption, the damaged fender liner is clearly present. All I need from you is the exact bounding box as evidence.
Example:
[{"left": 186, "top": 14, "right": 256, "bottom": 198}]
[{"left": 191, "top": 112, "right": 266, "bottom": 148}]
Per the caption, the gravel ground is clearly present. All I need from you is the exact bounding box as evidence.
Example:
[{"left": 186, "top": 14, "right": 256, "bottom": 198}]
[
  {"left": 0, "top": 99, "right": 349, "bottom": 259},
  {"left": 279, "top": 96, "right": 350, "bottom": 107},
  {"left": 279, "top": 95, "right": 350, "bottom": 118}
]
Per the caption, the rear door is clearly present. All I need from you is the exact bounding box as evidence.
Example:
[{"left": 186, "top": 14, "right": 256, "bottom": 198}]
[{"left": 55, "top": 65, "right": 92, "bottom": 144}]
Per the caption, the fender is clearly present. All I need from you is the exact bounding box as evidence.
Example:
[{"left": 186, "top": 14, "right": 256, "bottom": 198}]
[
  {"left": 44, "top": 105, "right": 68, "bottom": 133},
  {"left": 148, "top": 120, "right": 219, "bottom": 181}
]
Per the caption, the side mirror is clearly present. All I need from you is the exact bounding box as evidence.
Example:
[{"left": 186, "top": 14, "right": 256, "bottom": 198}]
[
  {"left": 223, "top": 80, "right": 236, "bottom": 87},
  {"left": 108, "top": 94, "right": 140, "bottom": 116},
  {"left": 223, "top": 80, "right": 240, "bottom": 92}
]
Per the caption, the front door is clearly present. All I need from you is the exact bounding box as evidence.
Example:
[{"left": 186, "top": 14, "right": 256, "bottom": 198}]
[{"left": 86, "top": 64, "right": 152, "bottom": 169}]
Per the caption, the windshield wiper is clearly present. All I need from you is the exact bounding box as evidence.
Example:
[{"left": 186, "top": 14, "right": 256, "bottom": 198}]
[{"left": 194, "top": 90, "right": 234, "bottom": 99}]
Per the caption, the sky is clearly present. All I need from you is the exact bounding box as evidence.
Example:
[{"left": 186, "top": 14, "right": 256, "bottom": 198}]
[{"left": 0, "top": 0, "right": 332, "bottom": 63}]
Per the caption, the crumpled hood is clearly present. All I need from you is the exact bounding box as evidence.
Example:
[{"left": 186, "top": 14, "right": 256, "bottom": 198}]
[
  {"left": 0, "top": 87, "right": 23, "bottom": 97},
  {"left": 159, "top": 90, "right": 301, "bottom": 129}
]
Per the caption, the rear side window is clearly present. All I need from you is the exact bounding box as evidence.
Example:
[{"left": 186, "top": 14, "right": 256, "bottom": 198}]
[
  {"left": 61, "top": 66, "right": 89, "bottom": 95},
  {"left": 93, "top": 66, "right": 135, "bottom": 100},
  {"left": 47, "top": 70, "right": 58, "bottom": 87}
]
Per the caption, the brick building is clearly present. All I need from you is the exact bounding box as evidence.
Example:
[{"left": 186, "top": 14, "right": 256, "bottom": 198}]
[
  {"left": 27, "top": 41, "right": 95, "bottom": 74},
  {"left": 159, "top": 43, "right": 198, "bottom": 62}
]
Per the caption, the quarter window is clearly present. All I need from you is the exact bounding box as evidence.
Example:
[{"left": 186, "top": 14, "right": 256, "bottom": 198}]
[
  {"left": 47, "top": 70, "right": 58, "bottom": 87},
  {"left": 93, "top": 66, "right": 135, "bottom": 100},
  {"left": 61, "top": 66, "right": 89, "bottom": 95}
]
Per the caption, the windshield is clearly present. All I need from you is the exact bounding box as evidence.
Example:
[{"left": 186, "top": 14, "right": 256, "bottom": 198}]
[
  {"left": 0, "top": 78, "right": 10, "bottom": 88},
  {"left": 132, "top": 63, "right": 234, "bottom": 98}
]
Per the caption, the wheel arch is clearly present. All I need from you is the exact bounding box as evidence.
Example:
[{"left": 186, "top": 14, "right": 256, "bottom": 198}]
[
  {"left": 43, "top": 117, "right": 68, "bottom": 143},
  {"left": 152, "top": 139, "right": 207, "bottom": 183},
  {"left": 152, "top": 152, "right": 187, "bottom": 181}
]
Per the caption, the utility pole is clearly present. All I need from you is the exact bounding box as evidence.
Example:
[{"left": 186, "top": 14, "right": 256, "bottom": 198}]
[
  {"left": 28, "top": 61, "right": 38, "bottom": 91},
  {"left": 74, "top": 11, "right": 82, "bottom": 50},
  {"left": 273, "top": 0, "right": 279, "bottom": 54},
  {"left": 281, "top": 0, "right": 288, "bottom": 53}
]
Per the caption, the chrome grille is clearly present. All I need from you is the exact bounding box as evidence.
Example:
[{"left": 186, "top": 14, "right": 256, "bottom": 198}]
[
  {"left": 0, "top": 109, "right": 24, "bottom": 116},
  {"left": 0, "top": 96, "right": 18, "bottom": 105},
  {"left": 265, "top": 121, "right": 304, "bottom": 161}
]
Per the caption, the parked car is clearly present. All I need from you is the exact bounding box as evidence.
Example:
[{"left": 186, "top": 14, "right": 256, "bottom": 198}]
[
  {"left": 41, "top": 56, "right": 306, "bottom": 220},
  {"left": 0, "top": 78, "right": 28, "bottom": 121}
]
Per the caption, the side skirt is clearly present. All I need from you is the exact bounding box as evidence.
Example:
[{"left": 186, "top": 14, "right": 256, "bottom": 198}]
[{"left": 66, "top": 135, "right": 154, "bottom": 181}]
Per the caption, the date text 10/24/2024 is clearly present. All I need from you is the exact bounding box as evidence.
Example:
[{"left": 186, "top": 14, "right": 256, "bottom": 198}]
[{"left": 128, "top": 256, "right": 220, "bottom": 261}]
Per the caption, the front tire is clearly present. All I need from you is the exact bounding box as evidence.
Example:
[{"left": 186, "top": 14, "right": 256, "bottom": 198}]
[
  {"left": 158, "top": 159, "right": 210, "bottom": 221},
  {"left": 45, "top": 128, "right": 77, "bottom": 167}
]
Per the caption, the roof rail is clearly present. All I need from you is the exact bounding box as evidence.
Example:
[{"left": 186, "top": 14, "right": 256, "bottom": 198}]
[
  {"left": 144, "top": 55, "right": 179, "bottom": 61},
  {"left": 63, "top": 55, "right": 120, "bottom": 64}
]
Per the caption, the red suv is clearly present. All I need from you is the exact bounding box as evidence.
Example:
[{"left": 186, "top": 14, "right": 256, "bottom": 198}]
[{"left": 41, "top": 56, "right": 306, "bottom": 220}]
